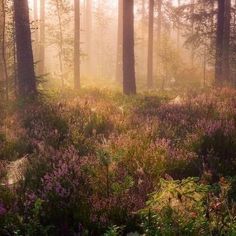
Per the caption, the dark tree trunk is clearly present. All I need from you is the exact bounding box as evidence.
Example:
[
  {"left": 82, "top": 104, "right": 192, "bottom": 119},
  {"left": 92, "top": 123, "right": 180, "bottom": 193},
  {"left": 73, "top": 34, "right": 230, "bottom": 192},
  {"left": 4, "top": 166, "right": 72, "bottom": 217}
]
[
  {"left": 0, "top": 0, "right": 8, "bottom": 100},
  {"left": 74, "top": 0, "right": 80, "bottom": 89},
  {"left": 215, "top": 0, "right": 225, "bottom": 85},
  {"left": 39, "top": 0, "right": 45, "bottom": 75},
  {"left": 147, "top": 0, "right": 154, "bottom": 88},
  {"left": 215, "top": 0, "right": 231, "bottom": 85},
  {"left": 123, "top": 0, "right": 136, "bottom": 95},
  {"left": 13, "top": 0, "right": 36, "bottom": 96},
  {"left": 0, "top": 4, "right": 3, "bottom": 84},
  {"left": 115, "top": 0, "right": 123, "bottom": 83},
  {"left": 222, "top": 0, "right": 231, "bottom": 83}
]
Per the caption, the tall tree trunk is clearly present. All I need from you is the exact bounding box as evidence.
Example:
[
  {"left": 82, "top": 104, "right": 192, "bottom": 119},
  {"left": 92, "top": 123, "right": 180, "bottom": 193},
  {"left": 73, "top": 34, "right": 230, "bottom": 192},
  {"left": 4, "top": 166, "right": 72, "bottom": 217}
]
[
  {"left": 215, "top": 0, "right": 225, "bottom": 85},
  {"left": 157, "top": 0, "right": 162, "bottom": 81},
  {"left": 13, "top": 0, "right": 36, "bottom": 96},
  {"left": 39, "top": 0, "right": 45, "bottom": 75},
  {"left": 74, "top": 0, "right": 80, "bottom": 89},
  {"left": 0, "top": 0, "right": 4, "bottom": 85},
  {"left": 116, "top": 0, "right": 123, "bottom": 83},
  {"left": 141, "top": 0, "right": 146, "bottom": 73},
  {"left": 141, "top": 0, "right": 145, "bottom": 39},
  {"left": 191, "top": 0, "right": 195, "bottom": 68},
  {"left": 222, "top": 0, "right": 231, "bottom": 83},
  {"left": 55, "top": 0, "right": 64, "bottom": 87},
  {"left": 215, "top": 0, "right": 231, "bottom": 85},
  {"left": 123, "top": 0, "right": 136, "bottom": 95},
  {"left": 147, "top": 0, "right": 154, "bottom": 88},
  {"left": 86, "top": 0, "right": 92, "bottom": 76},
  {"left": 0, "top": 0, "right": 8, "bottom": 100}
]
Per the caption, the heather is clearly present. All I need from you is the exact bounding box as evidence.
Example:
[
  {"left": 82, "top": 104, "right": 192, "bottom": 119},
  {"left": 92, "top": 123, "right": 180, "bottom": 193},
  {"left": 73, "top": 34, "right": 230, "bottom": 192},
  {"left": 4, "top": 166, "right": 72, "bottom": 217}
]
[{"left": 0, "top": 88, "right": 236, "bottom": 235}]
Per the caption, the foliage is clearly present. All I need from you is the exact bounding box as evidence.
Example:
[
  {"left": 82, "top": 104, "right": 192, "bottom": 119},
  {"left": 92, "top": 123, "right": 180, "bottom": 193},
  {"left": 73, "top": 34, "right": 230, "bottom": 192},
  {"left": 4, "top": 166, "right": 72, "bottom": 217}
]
[
  {"left": 141, "top": 177, "right": 236, "bottom": 236},
  {"left": 0, "top": 88, "right": 236, "bottom": 234}
]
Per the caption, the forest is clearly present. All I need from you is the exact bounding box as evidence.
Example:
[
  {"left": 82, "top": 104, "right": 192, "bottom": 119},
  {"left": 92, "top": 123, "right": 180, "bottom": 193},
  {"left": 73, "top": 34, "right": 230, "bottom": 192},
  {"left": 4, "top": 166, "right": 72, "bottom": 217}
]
[{"left": 0, "top": 0, "right": 236, "bottom": 235}]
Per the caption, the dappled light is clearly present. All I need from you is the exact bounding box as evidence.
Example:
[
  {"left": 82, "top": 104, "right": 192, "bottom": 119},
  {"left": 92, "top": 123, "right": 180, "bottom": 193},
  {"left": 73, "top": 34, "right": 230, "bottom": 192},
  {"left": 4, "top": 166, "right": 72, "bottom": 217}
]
[{"left": 0, "top": 0, "right": 236, "bottom": 235}]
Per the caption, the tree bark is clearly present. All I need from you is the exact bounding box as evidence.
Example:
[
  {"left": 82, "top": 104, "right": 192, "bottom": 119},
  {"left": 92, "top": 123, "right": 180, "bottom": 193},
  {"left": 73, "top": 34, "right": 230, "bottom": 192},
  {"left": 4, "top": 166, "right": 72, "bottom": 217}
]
[
  {"left": 74, "top": 0, "right": 80, "bottom": 89},
  {"left": 13, "top": 0, "right": 36, "bottom": 96},
  {"left": 123, "top": 0, "right": 136, "bottom": 95}
]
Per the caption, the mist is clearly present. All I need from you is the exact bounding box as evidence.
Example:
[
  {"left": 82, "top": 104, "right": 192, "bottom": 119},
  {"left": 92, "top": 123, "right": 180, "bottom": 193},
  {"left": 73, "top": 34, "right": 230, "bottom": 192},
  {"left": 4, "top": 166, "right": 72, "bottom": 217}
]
[{"left": 0, "top": 0, "right": 236, "bottom": 235}]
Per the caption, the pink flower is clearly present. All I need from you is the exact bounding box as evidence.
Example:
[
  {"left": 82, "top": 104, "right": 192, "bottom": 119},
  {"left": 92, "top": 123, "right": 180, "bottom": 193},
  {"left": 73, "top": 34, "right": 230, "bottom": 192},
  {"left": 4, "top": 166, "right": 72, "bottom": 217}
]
[{"left": 0, "top": 203, "right": 6, "bottom": 216}]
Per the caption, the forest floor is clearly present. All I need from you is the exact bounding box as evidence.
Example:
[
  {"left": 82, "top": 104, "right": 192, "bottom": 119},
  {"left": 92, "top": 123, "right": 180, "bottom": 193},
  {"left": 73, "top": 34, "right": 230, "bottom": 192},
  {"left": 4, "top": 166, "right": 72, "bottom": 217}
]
[{"left": 0, "top": 87, "right": 236, "bottom": 235}]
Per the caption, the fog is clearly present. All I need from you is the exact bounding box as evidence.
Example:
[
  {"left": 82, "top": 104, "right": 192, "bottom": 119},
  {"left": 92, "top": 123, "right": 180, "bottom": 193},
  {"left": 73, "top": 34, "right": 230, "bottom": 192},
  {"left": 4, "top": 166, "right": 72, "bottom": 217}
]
[{"left": 26, "top": 0, "right": 210, "bottom": 91}]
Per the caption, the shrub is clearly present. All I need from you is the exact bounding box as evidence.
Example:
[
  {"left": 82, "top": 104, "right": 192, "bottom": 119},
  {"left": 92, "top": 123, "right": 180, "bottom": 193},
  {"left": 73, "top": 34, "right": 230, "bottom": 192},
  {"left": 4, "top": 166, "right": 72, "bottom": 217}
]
[{"left": 141, "top": 177, "right": 236, "bottom": 236}]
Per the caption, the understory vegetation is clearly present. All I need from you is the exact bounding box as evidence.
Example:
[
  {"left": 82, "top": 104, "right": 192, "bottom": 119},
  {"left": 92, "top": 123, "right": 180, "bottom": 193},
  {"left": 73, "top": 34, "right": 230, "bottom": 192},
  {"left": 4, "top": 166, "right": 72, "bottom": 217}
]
[{"left": 0, "top": 88, "right": 236, "bottom": 235}]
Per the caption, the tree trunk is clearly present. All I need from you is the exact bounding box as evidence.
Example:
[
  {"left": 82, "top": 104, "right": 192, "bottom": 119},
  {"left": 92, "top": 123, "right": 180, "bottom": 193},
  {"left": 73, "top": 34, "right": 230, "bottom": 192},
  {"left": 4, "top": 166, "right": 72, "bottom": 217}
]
[
  {"left": 116, "top": 0, "right": 123, "bottom": 83},
  {"left": 0, "top": 0, "right": 8, "bottom": 100},
  {"left": 191, "top": 0, "right": 195, "bottom": 68},
  {"left": 123, "top": 0, "right": 136, "bottom": 95},
  {"left": 222, "top": 0, "right": 231, "bottom": 83},
  {"left": 215, "top": 0, "right": 225, "bottom": 85},
  {"left": 0, "top": 0, "right": 3, "bottom": 84},
  {"left": 147, "top": 0, "right": 154, "bottom": 88},
  {"left": 55, "top": 0, "right": 64, "bottom": 87},
  {"left": 86, "top": 0, "right": 92, "bottom": 76},
  {"left": 74, "top": 0, "right": 80, "bottom": 89},
  {"left": 157, "top": 0, "right": 162, "bottom": 82},
  {"left": 215, "top": 0, "right": 231, "bottom": 85},
  {"left": 13, "top": 0, "right": 36, "bottom": 96},
  {"left": 39, "top": 0, "right": 45, "bottom": 75}
]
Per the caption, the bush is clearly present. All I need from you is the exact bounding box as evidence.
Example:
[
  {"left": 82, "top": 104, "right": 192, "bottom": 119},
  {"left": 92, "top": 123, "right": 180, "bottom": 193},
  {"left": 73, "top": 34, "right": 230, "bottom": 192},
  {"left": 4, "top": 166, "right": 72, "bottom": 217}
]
[{"left": 141, "top": 177, "right": 236, "bottom": 236}]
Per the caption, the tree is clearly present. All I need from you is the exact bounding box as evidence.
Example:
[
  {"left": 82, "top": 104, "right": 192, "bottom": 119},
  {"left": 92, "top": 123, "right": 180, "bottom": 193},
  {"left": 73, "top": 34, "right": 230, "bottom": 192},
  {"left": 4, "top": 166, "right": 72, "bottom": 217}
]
[
  {"left": 74, "top": 0, "right": 80, "bottom": 89},
  {"left": 156, "top": 0, "right": 162, "bottom": 82},
  {"left": 215, "top": 0, "right": 231, "bottom": 85},
  {"left": 86, "top": 0, "right": 92, "bottom": 76},
  {"left": 55, "top": 0, "right": 65, "bottom": 87},
  {"left": 123, "top": 0, "right": 136, "bottom": 95},
  {"left": 222, "top": 0, "right": 231, "bottom": 83},
  {"left": 13, "top": 0, "right": 37, "bottom": 96},
  {"left": 115, "top": 0, "right": 123, "bottom": 83},
  {"left": 0, "top": 0, "right": 8, "bottom": 100},
  {"left": 147, "top": 0, "right": 154, "bottom": 88}
]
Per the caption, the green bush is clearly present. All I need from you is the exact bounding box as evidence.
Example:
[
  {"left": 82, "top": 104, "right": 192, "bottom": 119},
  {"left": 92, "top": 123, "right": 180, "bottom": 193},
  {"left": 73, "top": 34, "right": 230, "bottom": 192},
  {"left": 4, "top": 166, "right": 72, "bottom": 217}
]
[{"left": 141, "top": 177, "right": 236, "bottom": 236}]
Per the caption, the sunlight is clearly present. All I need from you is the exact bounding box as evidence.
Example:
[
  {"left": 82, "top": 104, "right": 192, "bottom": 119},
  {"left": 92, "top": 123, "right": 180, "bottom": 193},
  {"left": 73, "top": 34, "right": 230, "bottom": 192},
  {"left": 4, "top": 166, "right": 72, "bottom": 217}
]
[{"left": 1, "top": 0, "right": 236, "bottom": 234}]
